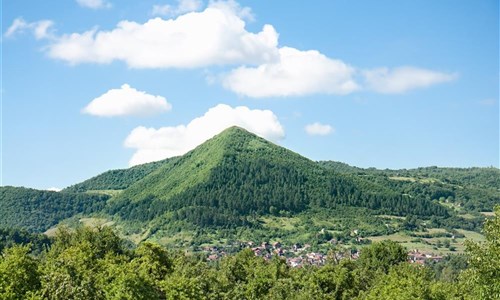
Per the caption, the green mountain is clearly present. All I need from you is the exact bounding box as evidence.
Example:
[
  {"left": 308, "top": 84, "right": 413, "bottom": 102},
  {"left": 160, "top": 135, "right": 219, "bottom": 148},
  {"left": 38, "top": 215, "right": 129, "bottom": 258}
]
[
  {"left": 1, "top": 126, "right": 497, "bottom": 252},
  {"left": 106, "top": 126, "right": 448, "bottom": 227}
]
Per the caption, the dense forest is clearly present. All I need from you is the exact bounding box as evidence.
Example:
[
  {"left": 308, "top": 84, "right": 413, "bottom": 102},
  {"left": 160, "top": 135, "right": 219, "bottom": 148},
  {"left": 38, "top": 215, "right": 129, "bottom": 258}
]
[
  {"left": 319, "top": 162, "right": 500, "bottom": 212},
  {"left": 0, "top": 187, "right": 109, "bottom": 232},
  {"left": 1, "top": 207, "right": 498, "bottom": 299}
]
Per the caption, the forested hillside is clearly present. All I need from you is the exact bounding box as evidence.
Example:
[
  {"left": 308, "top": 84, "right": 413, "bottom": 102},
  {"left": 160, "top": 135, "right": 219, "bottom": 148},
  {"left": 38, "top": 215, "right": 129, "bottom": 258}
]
[
  {"left": 0, "top": 228, "right": 51, "bottom": 254},
  {"left": 63, "top": 158, "right": 171, "bottom": 193},
  {"left": 0, "top": 187, "right": 109, "bottom": 232},
  {"left": 319, "top": 162, "right": 500, "bottom": 212},
  {"left": 108, "top": 127, "right": 448, "bottom": 228}
]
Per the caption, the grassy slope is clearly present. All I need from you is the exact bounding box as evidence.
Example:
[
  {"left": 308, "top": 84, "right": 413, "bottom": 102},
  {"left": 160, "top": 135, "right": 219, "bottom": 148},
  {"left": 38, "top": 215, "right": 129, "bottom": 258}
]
[{"left": 112, "top": 129, "right": 228, "bottom": 203}]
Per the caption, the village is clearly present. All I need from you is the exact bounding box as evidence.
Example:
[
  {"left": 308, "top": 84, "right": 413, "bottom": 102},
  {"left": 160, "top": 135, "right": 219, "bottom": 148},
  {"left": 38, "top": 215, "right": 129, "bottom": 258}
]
[{"left": 199, "top": 241, "right": 444, "bottom": 268}]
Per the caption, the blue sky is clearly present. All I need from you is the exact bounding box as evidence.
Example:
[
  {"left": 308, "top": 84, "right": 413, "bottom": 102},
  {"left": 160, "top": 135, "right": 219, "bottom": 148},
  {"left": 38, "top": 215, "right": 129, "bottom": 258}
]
[{"left": 2, "top": 0, "right": 498, "bottom": 190}]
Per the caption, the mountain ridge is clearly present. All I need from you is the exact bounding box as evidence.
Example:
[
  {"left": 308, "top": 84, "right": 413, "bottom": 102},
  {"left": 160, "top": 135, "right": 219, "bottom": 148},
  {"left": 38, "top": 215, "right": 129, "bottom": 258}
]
[
  {"left": 103, "top": 126, "right": 449, "bottom": 228},
  {"left": 1, "top": 126, "right": 498, "bottom": 253}
]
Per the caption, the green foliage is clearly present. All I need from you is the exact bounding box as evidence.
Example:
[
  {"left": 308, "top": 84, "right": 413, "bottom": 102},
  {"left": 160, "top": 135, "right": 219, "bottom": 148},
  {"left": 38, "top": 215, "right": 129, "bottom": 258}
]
[
  {"left": 0, "top": 244, "right": 40, "bottom": 299},
  {"left": 36, "top": 226, "right": 166, "bottom": 299},
  {"left": 133, "top": 242, "right": 173, "bottom": 282},
  {"left": 320, "top": 162, "right": 500, "bottom": 212},
  {"left": 360, "top": 263, "right": 453, "bottom": 300},
  {"left": 459, "top": 206, "right": 500, "bottom": 299},
  {"left": 0, "top": 228, "right": 51, "bottom": 254},
  {"left": 358, "top": 240, "right": 408, "bottom": 273},
  {"left": 162, "top": 260, "right": 218, "bottom": 300},
  {"left": 426, "top": 254, "right": 468, "bottom": 282},
  {"left": 299, "top": 260, "right": 361, "bottom": 300},
  {"left": 0, "top": 187, "right": 109, "bottom": 232},
  {"left": 0, "top": 221, "right": 497, "bottom": 300},
  {"left": 112, "top": 128, "right": 230, "bottom": 204}
]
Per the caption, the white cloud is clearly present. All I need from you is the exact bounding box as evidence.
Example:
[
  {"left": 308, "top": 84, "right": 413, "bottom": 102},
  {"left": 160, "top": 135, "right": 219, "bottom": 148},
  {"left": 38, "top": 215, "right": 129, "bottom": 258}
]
[
  {"left": 82, "top": 84, "right": 172, "bottom": 117},
  {"left": 152, "top": 0, "right": 203, "bottom": 16},
  {"left": 305, "top": 122, "right": 334, "bottom": 136},
  {"left": 33, "top": 20, "right": 55, "bottom": 40},
  {"left": 76, "top": 0, "right": 111, "bottom": 9},
  {"left": 124, "top": 104, "right": 284, "bottom": 166},
  {"left": 9, "top": 3, "right": 456, "bottom": 98},
  {"left": 222, "top": 47, "right": 359, "bottom": 98},
  {"left": 47, "top": 187, "right": 61, "bottom": 192},
  {"left": 5, "top": 18, "right": 29, "bottom": 37},
  {"left": 363, "top": 67, "right": 457, "bottom": 94},
  {"left": 46, "top": 2, "right": 278, "bottom": 68},
  {"left": 5, "top": 18, "right": 54, "bottom": 40}
]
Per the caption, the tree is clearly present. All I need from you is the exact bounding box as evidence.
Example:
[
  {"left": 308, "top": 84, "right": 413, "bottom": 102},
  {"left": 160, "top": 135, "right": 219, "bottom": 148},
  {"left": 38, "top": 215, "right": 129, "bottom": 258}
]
[
  {"left": 100, "top": 258, "right": 161, "bottom": 300},
  {"left": 459, "top": 206, "right": 500, "bottom": 299},
  {"left": 133, "top": 242, "right": 173, "bottom": 282},
  {"left": 302, "top": 260, "right": 360, "bottom": 300},
  {"left": 361, "top": 263, "right": 430, "bottom": 299},
  {"left": 0, "top": 244, "right": 40, "bottom": 299},
  {"left": 357, "top": 240, "right": 408, "bottom": 274},
  {"left": 39, "top": 239, "right": 104, "bottom": 299},
  {"left": 361, "top": 263, "right": 461, "bottom": 300},
  {"left": 38, "top": 226, "right": 127, "bottom": 300}
]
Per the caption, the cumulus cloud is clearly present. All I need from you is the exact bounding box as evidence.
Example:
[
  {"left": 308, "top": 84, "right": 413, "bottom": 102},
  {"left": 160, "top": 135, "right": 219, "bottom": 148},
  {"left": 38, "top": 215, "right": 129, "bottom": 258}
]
[
  {"left": 222, "top": 47, "right": 359, "bottom": 98},
  {"left": 82, "top": 84, "right": 172, "bottom": 117},
  {"left": 152, "top": 0, "right": 203, "bottom": 16},
  {"left": 47, "top": 187, "right": 61, "bottom": 192},
  {"left": 363, "top": 67, "right": 457, "bottom": 94},
  {"left": 5, "top": 18, "right": 54, "bottom": 40},
  {"left": 8, "top": 2, "right": 456, "bottom": 98},
  {"left": 46, "top": 2, "right": 278, "bottom": 68},
  {"left": 76, "top": 0, "right": 111, "bottom": 9},
  {"left": 305, "top": 122, "right": 334, "bottom": 136},
  {"left": 124, "top": 104, "right": 285, "bottom": 165}
]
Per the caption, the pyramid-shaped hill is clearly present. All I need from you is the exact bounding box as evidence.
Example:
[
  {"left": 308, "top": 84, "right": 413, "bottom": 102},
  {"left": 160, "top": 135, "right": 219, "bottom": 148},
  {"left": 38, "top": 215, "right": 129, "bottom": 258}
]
[{"left": 108, "top": 126, "right": 448, "bottom": 225}]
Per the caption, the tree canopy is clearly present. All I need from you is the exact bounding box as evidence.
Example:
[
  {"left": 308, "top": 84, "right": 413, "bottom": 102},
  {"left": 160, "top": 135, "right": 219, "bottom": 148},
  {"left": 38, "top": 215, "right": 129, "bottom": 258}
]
[{"left": 1, "top": 207, "right": 498, "bottom": 299}]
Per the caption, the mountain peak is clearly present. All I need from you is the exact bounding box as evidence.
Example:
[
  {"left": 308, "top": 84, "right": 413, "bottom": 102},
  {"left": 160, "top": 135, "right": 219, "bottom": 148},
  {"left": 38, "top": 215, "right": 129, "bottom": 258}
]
[
  {"left": 216, "top": 126, "right": 256, "bottom": 139},
  {"left": 223, "top": 125, "right": 248, "bottom": 132},
  {"left": 200, "top": 125, "right": 270, "bottom": 153}
]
